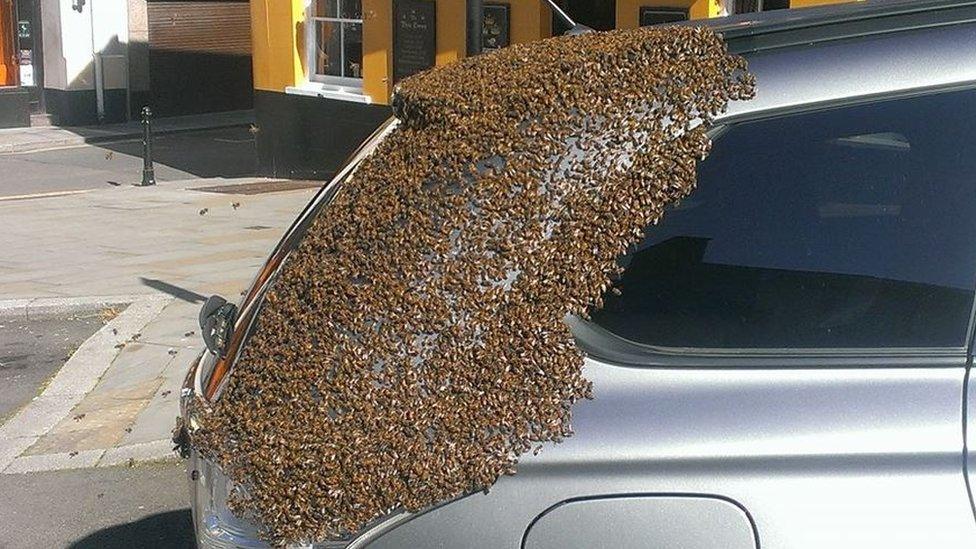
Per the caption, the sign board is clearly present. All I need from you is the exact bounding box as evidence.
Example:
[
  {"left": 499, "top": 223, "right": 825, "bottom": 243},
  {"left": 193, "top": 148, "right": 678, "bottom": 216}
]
[
  {"left": 19, "top": 64, "right": 33, "bottom": 86},
  {"left": 393, "top": 0, "right": 436, "bottom": 83},
  {"left": 482, "top": 4, "right": 510, "bottom": 51},
  {"left": 639, "top": 7, "right": 688, "bottom": 27}
]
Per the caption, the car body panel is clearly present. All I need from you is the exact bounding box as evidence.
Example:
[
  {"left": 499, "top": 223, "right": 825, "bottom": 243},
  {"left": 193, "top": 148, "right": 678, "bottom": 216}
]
[
  {"left": 185, "top": 4, "right": 976, "bottom": 547},
  {"left": 720, "top": 22, "right": 976, "bottom": 123},
  {"left": 366, "top": 361, "right": 975, "bottom": 548}
]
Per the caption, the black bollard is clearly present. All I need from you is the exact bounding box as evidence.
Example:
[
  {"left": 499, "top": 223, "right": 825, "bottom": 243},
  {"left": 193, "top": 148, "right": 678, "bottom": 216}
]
[{"left": 140, "top": 106, "right": 157, "bottom": 186}]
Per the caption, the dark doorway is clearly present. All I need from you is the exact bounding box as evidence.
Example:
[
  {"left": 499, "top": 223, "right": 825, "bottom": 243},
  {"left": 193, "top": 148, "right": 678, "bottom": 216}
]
[
  {"left": 554, "top": 0, "right": 616, "bottom": 33},
  {"left": 15, "top": 0, "right": 43, "bottom": 114},
  {"left": 734, "top": 0, "right": 789, "bottom": 12}
]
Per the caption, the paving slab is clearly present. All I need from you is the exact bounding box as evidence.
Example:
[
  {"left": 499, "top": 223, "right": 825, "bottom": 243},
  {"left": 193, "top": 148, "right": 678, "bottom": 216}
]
[{"left": 0, "top": 176, "right": 317, "bottom": 470}]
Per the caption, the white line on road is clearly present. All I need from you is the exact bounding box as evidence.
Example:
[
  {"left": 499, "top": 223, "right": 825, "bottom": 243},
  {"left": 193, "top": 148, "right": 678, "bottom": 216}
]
[{"left": 0, "top": 189, "right": 94, "bottom": 202}]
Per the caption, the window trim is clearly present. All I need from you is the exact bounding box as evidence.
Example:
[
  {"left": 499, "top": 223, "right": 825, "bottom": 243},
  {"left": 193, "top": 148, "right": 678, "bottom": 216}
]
[
  {"left": 305, "top": 1, "right": 365, "bottom": 94},
  {"left": 573, "top": 315, "right": 970, "bottom": 366},
  {"left": 577, "top": 83, "right": 976, "bottom": 363}
]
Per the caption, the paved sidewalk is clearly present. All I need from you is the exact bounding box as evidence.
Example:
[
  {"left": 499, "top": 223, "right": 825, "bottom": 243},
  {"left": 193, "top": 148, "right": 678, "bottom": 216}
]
[
  {"left": 0, "top": 110, "right": 254, "bottom": 154},
  {"left": 0, "top": 177, "right": 319, "bottom": 472}
]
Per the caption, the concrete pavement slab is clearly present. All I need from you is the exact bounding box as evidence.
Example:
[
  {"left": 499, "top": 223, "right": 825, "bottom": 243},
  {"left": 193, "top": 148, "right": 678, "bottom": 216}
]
[
  {"left": 0, "top": 394, "right": 85, "bottom": 439},
  {"left": 5, "top": 449, "right": 105, "bottom": 474},
  {"left": 0, "top": 178, "right": 314, "bottom": 301},
  {"left": 0, "top": 176, "right": 316, "bottom": 470},
  {"left": 42, "top": 298, "right": 169, "bottom": 397},
  {"left": 26, "top": 396, "right": 153, "bottom": 455}
]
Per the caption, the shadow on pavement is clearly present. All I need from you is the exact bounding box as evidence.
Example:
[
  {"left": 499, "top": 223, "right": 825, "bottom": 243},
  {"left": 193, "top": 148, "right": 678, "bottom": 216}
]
[
  {"left": 96, "top": 126, "right": 257, "bottom": 179},
  {"left": 68, "top": 509, "right": 194, "bottom": 548},
  {"left": 141, "top": 277, "right": 207, "bottom": 304}
]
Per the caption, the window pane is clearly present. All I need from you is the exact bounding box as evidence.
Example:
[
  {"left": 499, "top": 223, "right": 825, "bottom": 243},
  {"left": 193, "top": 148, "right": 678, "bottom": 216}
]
[
  {"left": 343, "top": 22, "right": 363, "bottom": 78},
  {"left": 0, "top": 0, "right": 17, "bottom": 87},
  {"left": 315, "top": 21, "right": 342, "bottom": 77},
  {"left": 316, "top": 0, "right": 338, "bottom": 18},
  {"left": 340, "top": 0, "right": 362, "bottom": 19},
  {"left": 590, "top": 89, "right": 976, "bottom": 349}
]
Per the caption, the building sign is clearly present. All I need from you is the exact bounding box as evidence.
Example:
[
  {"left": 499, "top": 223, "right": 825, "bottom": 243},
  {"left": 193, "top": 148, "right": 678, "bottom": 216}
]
[
  {"left": 639, "top": 7, "right": 688, "bottom": 27},
  {"left": 17, "top": 21, "right": 30, "bottom": 39},
  {"left": 482, "top": 4, "right": 510, "bottom": 51},
  {"left": 18, "top": 64, "right": 33, "bottom": 86},
  {"left": 19, "top": 49, "right": 33, "bottom": 85},
  {"left": 393, "top": 0, "right": 436, "bottom": 83}
]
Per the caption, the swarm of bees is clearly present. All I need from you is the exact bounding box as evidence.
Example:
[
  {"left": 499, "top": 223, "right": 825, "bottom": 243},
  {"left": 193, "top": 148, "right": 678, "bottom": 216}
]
[{"left": 191, "top": 25, "right": 754, "bottom": 546}]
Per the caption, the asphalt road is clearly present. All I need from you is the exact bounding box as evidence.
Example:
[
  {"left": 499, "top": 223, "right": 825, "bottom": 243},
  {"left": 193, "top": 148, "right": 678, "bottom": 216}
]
[
  {"left": 0, "top": 461, "right": 193, "bottom": 549},
  {"left": 0, "top": 312, "right": 194, "bottom": 548},
  {"left": 0, "top": 311, "right": 107, "bottom": 423},
  {"left": 0, "top": 126, "right": 257, "bottom": 198}
]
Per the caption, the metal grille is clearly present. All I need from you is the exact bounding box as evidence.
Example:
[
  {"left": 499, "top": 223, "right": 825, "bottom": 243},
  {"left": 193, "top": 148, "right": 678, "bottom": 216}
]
[{"left": 147, "top": 1, "right": 251, "bottom": 55}]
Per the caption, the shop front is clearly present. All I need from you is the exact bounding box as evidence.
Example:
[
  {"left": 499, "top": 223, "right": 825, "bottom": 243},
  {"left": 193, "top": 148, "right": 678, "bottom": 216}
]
[
  {"left": 0, "top": 0, "right": 30, "bottom": 128},
  {"left": 251, "top": 0, "right": 853, "bottom": 179}
]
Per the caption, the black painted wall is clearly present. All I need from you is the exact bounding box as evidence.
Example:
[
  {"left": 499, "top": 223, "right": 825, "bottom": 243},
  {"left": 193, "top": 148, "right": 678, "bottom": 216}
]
[
  {"left": 254, "top": 90, "right": 391, "bottom": 180},
  {"left": 148, "top": 51, "right": 253, "bottom": 117},
  {"left": 0, "top": 87, "right": 29, "bottom": 128},
  {"left": 43, "top": 88, "right": 129, "bottom": 126}
]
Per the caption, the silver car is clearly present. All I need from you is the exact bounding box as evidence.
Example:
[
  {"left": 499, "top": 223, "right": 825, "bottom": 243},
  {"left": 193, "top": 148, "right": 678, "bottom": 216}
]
[{"left": 180, "top": 1, "right": 976, "bottom": 546}]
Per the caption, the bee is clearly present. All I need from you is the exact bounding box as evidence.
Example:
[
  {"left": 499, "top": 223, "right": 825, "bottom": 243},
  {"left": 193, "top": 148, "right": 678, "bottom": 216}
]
[{"left": 190, "top": 23, "right": 755, "bottom": 546}]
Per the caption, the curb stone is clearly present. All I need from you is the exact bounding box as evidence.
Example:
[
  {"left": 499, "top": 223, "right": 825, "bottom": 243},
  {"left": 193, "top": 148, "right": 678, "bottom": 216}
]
[
  {"left": 0, "top": 296, "right": 173, "bottom": 473},
  {"left": 0, "top": 295, "right": 157, "bottom": 320}
]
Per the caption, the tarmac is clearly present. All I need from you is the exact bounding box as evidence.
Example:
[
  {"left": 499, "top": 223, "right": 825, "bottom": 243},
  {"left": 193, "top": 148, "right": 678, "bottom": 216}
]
[
  {"left": 0, "top": 176, "right": 318, "bottom": 473},
  {"left": 0, "top": 110, "right": 254, "bottom": 154}
]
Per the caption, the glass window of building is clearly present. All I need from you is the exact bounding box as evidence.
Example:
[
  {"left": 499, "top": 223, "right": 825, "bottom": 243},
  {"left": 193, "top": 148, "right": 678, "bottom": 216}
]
[
  {"left": 0, "top": 0, "right": 17, "bottom": 87},
  {"left": 312, "top": 0, "right": 364, "bottom": 85}
]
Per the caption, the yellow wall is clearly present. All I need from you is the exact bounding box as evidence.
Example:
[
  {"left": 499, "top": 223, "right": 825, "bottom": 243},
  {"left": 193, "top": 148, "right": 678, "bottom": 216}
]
[
  {"left": 435, "top": 1, "right": 467, "bottom": 66},
  {"left": 363, "top": 0, "right": 393, "bottom": 103},
  {"left": 250, "top": 0, "right": 305, "bottom": 92},
  {"left": 490, "top": 1, "right": 552, "bottom": 45},
  {"left": 251, "top": 0, "right": 854, "bottom": 105},
  {"left": 359, "top": 0, "right": 552, "bottom": 105}
]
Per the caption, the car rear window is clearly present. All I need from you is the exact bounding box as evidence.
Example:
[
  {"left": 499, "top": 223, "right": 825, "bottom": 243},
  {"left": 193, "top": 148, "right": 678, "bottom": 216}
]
[{"left": 590, "top": 89, "right": 976, "bottom": 349}]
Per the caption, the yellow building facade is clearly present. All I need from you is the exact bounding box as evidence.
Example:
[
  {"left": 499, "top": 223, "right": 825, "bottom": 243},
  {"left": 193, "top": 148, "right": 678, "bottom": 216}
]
[{"left": 251, "top": 0, "right": 855, "bottom": 178}]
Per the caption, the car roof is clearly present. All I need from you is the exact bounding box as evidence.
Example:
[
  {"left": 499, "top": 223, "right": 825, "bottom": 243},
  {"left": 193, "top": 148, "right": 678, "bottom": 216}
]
[
  {"left": 703, "top": 0, "right": 976, "bottom": 52},
  {"left": 700, "top": 0, "right": 976, "bottom": 121}
]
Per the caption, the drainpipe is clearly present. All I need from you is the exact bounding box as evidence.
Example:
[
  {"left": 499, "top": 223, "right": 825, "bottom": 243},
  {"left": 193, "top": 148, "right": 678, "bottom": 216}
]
[{"left": 87, "top": 0, "right": 105, "bottom": 122}]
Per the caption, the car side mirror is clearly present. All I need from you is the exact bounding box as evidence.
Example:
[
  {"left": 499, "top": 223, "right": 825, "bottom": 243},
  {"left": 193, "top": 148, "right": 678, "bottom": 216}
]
[{"left": 199, "top": 295, "right": 237, "bottom": 357}]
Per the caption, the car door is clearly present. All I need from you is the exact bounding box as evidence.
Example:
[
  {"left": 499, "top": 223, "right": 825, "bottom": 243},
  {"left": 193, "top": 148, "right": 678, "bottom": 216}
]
[
  {"left": 368, "top": 87, "right": 976, "bottom": 548},
  {"left": 573, "top": 86, "right": 976, "bottom": 548}
]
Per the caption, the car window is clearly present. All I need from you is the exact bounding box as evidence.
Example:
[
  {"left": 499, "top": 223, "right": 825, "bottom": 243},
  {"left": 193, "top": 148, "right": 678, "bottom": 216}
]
[{"left": 590, "top": 89, "right": 976, "bottom": 349}]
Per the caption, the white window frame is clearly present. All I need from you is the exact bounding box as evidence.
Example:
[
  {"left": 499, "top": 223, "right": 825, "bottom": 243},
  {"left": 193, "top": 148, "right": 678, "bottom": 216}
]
[{"left": 305, "top": 0, "right": 365, "bottom": 93}]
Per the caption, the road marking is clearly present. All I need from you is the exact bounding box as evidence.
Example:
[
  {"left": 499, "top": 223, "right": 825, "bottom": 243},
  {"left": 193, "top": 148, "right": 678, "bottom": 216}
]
[{"left": 0, "top": 189, "right": 93, "bottom": 202}]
